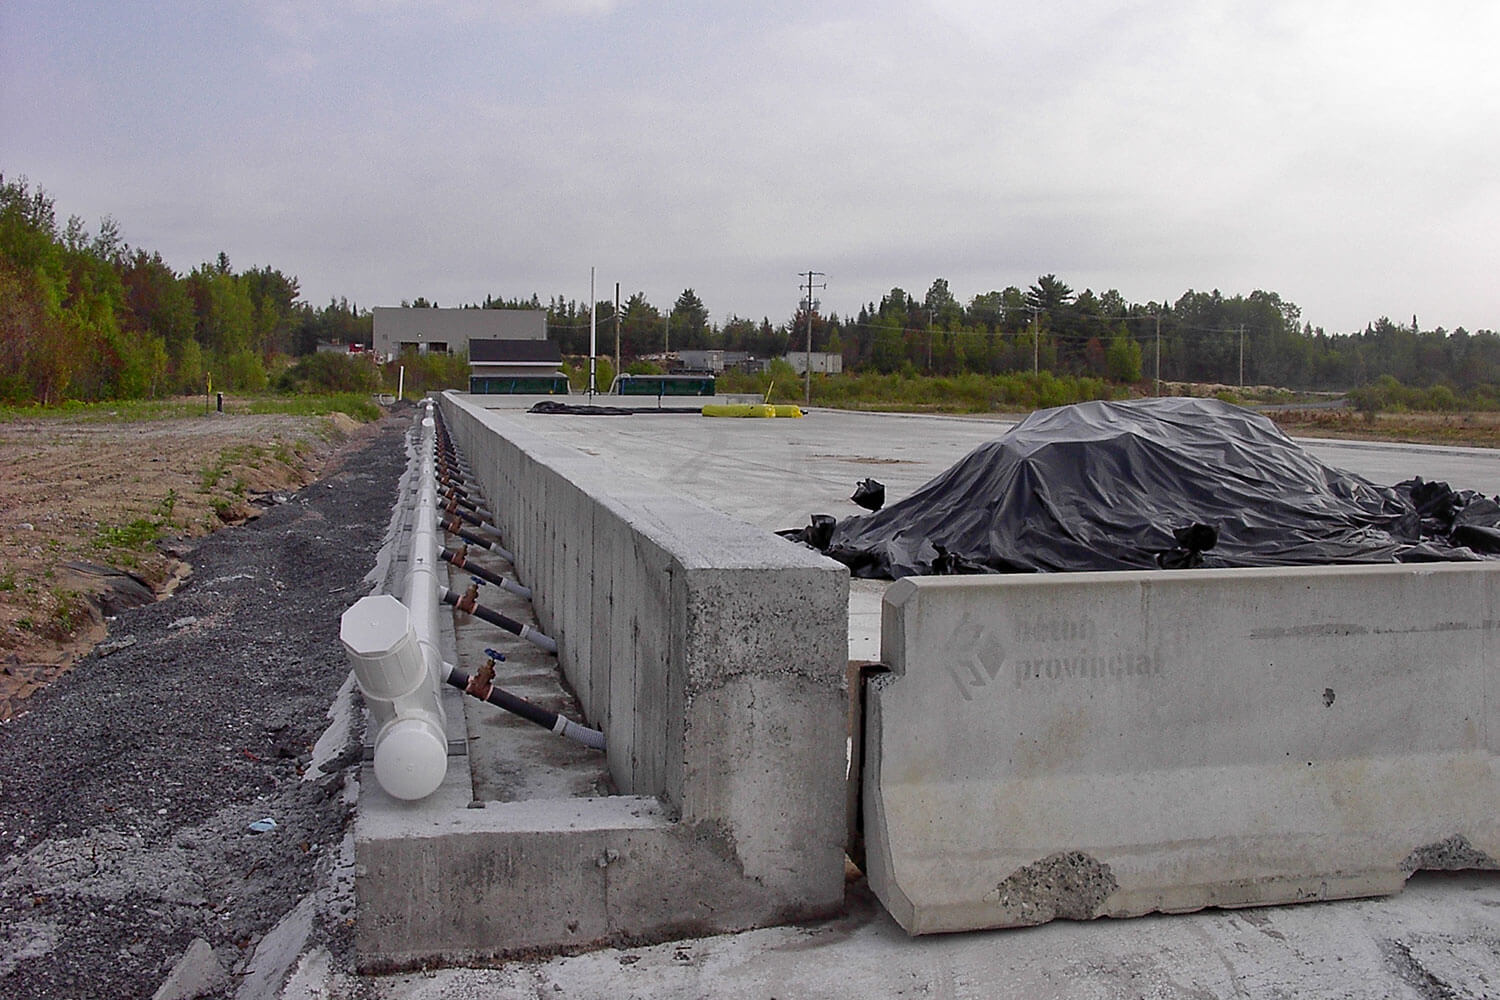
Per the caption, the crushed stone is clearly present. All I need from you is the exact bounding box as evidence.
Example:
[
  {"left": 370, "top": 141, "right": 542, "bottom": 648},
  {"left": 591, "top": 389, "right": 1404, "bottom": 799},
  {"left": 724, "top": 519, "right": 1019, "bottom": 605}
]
[{"left": 0, "top": 409, "right": 410, "bottom": 999}]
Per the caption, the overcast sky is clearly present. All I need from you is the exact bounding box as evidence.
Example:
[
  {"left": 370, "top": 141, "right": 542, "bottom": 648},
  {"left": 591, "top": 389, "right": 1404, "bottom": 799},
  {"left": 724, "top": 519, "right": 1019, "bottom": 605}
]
[{"left": 4, "top": 1, "right": 1497, "bottom": 334}]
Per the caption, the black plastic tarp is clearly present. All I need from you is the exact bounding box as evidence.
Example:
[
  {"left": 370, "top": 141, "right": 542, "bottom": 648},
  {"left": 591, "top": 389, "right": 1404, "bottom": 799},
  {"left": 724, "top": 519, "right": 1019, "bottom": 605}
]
[{"left": 804, "top": 397, "right": 1500, "bottom": 579}]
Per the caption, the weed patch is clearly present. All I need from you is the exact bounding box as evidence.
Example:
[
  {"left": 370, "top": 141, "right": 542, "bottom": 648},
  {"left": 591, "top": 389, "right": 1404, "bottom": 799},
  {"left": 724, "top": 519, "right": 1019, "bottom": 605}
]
[{"left": 94, "top": 517, "right": 162, "bottom": 550}]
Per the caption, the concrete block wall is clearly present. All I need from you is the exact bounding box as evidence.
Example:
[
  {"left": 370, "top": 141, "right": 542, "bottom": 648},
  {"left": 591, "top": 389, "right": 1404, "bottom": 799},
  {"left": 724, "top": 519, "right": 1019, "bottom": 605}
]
[
  {"left": 432, "top": 393, "right": 849, "bottom": 934},
  {"left": 865, "top": 562, "right": 1500, "bottom": 935}
]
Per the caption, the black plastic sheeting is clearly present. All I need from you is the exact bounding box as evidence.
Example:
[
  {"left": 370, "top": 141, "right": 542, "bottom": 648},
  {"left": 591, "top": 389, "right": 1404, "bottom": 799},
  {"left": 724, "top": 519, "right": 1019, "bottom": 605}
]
[
  {"left": 796, "top": 397, "right": 1500, "bottom": 579},
  {"left": 527, "top": 401, "right": 701, "bottom": 416}
]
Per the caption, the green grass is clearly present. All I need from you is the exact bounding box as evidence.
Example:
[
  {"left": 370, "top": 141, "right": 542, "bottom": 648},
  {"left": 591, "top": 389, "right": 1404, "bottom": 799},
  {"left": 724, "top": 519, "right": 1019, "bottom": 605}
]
[
  {"left": 0, "top": 398, "right": 204, "bottom": 422},
  {"left": 94, "top": 517, "right": 163, "bottom": 551},
  {"left": 91, "top": 489, "right": 182, "bottom": 552},
  {"left": 199, "top": 454, "right": 229, "bottom": 492},
  {"left": 0, "top": 391, "right": 381, "bottom": 424},
  {"left": 244, "top": 392, "right": 380, "bottom": 422},
  {"left": 48, "top": 589, "right": 85, "bottom": 636},
  {"left": 716, "top": 369, "right": 1126, "bottom": 413}
]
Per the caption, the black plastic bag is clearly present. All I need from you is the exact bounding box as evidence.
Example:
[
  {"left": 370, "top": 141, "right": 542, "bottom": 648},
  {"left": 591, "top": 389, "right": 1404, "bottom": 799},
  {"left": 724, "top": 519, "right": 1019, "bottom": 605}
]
[{"left": 851, "top": 478, "right": 886, "bottom": 511}]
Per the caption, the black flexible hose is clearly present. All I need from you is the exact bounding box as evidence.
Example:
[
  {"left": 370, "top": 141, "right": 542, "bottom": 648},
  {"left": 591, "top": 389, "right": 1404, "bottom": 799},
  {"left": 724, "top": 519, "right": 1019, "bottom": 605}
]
[
  {"left": 439, "top": 517, "right": 515, "bottom": 563},
  {"left": 438, "top": 488, "right": 492, "bottom": 518},
  {"left": 440, "top": 586, "right": 556, "bottom": 652},
  {"left": 440, "top": 547, "right": 531, "bottom": 599},
  {"left": 445, "top": 666, "right": 555, "bottom": 729},
  {"left": 440, "top": 503, "right": 494, "bottom": 532},
  {"left": 444, "top": 665, "right": 605, "bottom": 749}
]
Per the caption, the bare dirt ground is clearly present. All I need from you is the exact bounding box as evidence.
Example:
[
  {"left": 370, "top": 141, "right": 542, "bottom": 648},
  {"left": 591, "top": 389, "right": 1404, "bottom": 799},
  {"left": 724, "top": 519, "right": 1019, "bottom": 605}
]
[
  {"left": 0, "top": 406, "right": 410, "bottom": 999},
  {"left": 1269, "top": 408, "right": 1500, "bottom": 449},
  {"left": 0, "top": 408, "right": 363, "bottom": 720}
]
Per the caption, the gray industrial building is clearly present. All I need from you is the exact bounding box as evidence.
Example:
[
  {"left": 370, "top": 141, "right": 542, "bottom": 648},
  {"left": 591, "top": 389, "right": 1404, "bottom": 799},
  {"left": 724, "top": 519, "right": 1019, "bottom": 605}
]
[
  {"left": 783, "top": 351, "right": 844, "bottom": 374},
  {"left": 372, "top": 307, "right": 546, "bottom": 361}
]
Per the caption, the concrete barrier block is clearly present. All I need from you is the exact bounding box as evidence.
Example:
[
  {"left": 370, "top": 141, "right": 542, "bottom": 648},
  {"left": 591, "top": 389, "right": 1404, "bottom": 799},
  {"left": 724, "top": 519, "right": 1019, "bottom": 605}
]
[{"left": 865, "top": 563, "right": 1500, "bottom": 935}]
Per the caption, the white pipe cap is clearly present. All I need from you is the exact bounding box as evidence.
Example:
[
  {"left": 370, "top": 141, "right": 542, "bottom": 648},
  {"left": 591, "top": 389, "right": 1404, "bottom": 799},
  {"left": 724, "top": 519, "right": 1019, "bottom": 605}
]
[{"left": 373, "top": 717, "right": 448, "bottom": 800}]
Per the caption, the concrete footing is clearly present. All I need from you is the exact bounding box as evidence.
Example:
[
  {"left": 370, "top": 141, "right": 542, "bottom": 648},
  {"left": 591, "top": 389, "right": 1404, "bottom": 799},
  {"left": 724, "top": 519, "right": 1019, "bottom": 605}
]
[
  {"left": 864, "top": 563, "right": 1500, "bottom": 934},
  {"left": 353, "top": 395, "right": 850, "bottom": 969}
]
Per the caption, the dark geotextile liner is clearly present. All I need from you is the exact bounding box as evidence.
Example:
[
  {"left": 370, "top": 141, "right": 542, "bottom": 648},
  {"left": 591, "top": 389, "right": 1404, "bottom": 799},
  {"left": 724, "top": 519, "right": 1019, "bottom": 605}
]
[{"left": 795, "top": 397, "right": 1500, "bottom": 579}]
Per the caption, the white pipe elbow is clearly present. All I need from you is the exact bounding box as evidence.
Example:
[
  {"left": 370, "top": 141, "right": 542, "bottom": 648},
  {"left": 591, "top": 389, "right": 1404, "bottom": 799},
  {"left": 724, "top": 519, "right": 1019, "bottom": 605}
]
[{"left": 340, "top": 593, "right": 448, "bottom": 800}]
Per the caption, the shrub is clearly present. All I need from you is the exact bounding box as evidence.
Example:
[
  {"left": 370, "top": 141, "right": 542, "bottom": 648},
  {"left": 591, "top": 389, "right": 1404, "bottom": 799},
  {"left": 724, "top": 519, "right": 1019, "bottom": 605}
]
[
  {"left": 216, "top": 350, "right": 268, "bottom": 392},
  {"left": 277, "top": 352, "right": 380, "bottom": 394}
]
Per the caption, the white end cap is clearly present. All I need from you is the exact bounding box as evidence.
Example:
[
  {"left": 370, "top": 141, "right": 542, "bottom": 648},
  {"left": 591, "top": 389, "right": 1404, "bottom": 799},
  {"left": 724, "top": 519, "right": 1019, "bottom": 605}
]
[
  {"left": 340, "top": 595, "right": 426, "bottom": 702},
  {"left": 373, "top": 717, "right": 448, "bottom": 800}
]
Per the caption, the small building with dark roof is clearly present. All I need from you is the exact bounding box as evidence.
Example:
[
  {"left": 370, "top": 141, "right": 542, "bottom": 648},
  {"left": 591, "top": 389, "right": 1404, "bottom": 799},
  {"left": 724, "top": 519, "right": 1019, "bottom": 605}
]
[{"left": 468, "top": 339, "right": 569, "bottom": 394}]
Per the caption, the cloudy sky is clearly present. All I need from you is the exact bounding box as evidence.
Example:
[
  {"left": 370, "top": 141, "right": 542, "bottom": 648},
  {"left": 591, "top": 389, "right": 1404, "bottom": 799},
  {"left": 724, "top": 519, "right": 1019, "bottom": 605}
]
[{"left": 3, "top": 1, "right": 1497, "bottom": 333}]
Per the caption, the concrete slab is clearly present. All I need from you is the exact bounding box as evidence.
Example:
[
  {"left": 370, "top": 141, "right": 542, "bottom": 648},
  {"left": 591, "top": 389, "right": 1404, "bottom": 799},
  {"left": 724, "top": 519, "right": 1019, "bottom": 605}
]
[
  {"left": 235, "top": 895, "right": 316, "bottom": 1000},
  {"left": 365, "top": 871, "right": 1500, "bottom": 999},
  {"left": 495, "top": 402, "right": 1500, "bottom": 664},
  {"left": 340, "top": 403, "right": 1500, "bottom": 997},
  {"left": 866, "top": 563, "right": 1500, "bottom": 934},
  {"left": 152, "top": 938, "right": 226, "bottom": 1000}
]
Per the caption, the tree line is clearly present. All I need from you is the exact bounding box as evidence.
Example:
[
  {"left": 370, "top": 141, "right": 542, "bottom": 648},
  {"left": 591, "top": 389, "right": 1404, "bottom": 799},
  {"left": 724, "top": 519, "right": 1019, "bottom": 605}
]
[
  {"left": 513, "top": 277, "right": 1500, "bottom": 397},
  {"left": 0, "top": 175, "right": 370, "bottom": 404},
  {"left": 3, "top": 172, "right": 1497, "bottom": 406}
]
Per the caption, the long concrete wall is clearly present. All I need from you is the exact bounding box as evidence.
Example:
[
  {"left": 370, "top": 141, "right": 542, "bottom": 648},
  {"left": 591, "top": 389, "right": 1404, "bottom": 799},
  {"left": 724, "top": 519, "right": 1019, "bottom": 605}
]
[
  {"left": 369, "top": 393, "right": 849, "bottom": 962},
  {"left": 865, "top": 563, "right": 1500, "bottom": 935}
]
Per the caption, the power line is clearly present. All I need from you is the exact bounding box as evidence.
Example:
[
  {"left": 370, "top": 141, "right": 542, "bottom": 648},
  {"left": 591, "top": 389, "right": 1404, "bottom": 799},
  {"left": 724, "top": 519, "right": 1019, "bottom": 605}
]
[{"left": 798, "top": 270, "right": 826, "bottom": 405}]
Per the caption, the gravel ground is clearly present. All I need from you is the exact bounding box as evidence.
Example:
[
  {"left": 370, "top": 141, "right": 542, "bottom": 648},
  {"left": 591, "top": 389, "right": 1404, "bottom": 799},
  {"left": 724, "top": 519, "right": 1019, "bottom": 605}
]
[{"left": 0, "top": 408, "right": 412, "bottom": 1000}]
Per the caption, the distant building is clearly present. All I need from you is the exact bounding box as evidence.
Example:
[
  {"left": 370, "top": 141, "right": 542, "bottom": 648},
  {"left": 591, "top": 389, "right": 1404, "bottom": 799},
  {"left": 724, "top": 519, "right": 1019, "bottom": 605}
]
[
  {"left": 314, "top": 341, "right": 372, "bottom": 355},
  {"left": 373, "top": 307, "right": 545, "bottom": 361},
  {"left": 675, "top": 349, "right": 753, "bottom": 374},
  {"left": 468, "top": 339, "right": 569, "bottom": 394},
  {"left": 783, "top": 351, "right": 844, "bottom": 375}
]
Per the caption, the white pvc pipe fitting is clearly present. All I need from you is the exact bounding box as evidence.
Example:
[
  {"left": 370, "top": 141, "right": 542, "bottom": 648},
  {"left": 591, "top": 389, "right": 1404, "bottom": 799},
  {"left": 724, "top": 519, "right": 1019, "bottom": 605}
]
[
  {"left": 336, "top": 401, "right": 451, "bottom": 801},
  {"left": 340, "top": 594, "right": 448, "bottom": 800}
]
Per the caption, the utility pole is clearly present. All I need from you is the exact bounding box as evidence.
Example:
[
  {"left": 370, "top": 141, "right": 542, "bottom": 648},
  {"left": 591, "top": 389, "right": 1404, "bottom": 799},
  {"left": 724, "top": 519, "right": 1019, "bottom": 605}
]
[
  {"left": 1154, "top": 309, "right": 1162, "bottom": 396},
  {"left": 1238, "top": 324, "right": 1245, "bottom": 389},
  {"left": 926, "top": 308, "right": 934, "bottom": 372},
  {"left": 1030, "top": 306, "right": 1040, "bottom": 375},
  {"left": 613, "top": 282, "right": 621, "bottom": 392},
  {"left": 588, "top": 267, "right": 597, "bottom": 397},
  {"left": 798, "top": 270, "right": 826, "bottom": 406},
  {"left": 664, "top": 312, "right": 669, "bottom": 356}
]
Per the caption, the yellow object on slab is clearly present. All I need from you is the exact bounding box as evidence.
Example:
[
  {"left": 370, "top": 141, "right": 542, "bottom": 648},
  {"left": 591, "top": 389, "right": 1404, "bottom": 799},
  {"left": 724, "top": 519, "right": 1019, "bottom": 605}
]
[
  {"left": 700, "top": 403, "right": 805, "bottom": 418},
  {"left": 701, "top": 404, "right": 776, "bottom": 418}
]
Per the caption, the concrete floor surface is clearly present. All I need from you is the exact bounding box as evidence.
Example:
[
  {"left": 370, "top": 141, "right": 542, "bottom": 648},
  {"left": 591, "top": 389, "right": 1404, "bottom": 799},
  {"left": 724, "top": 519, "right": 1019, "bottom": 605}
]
[
  {"left": 369, "top": 874, "right": 1500, "bottom": 999},
  {"left": 360, "top": 402, "right": 1500, "bottom": 1000}
]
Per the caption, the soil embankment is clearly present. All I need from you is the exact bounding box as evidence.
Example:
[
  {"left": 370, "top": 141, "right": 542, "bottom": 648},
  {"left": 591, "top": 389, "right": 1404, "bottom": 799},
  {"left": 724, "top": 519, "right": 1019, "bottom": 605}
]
[
  {"left": 0, "top": 408, "right": 365, "bottom": 719},
  {"left": 0, "top": 407, "right": 409, "bottom": 998}
]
